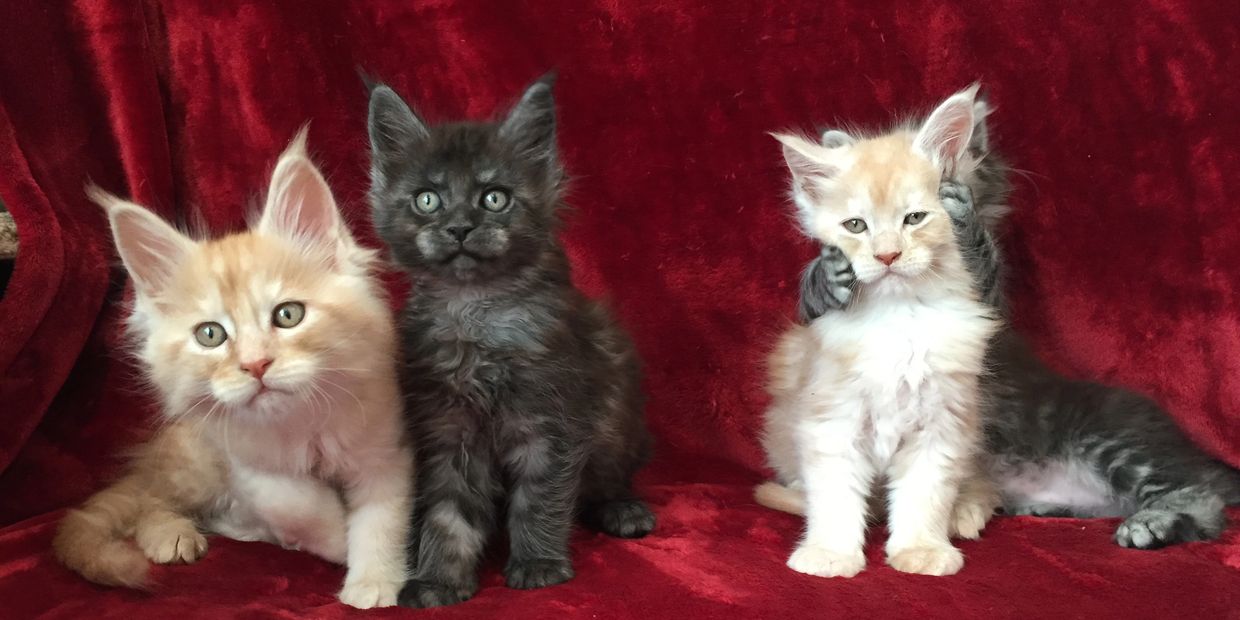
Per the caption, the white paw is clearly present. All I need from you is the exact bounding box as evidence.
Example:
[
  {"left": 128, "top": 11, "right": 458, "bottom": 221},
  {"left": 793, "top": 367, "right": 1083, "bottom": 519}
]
[
  {"left": 786, "top": 544, "right": 866, "bottom": 578},
  {"left": 137, "top": 520, "right": 208, "bottom": 564},
  {"left": 339, "top": 577, "right": 401, "bottom": 609},
  {"left": 887, "top": 545, "right": 964, "bottom": 576},
  {"left": 950, "top": 499, "right": 994, "bottom": 540}
]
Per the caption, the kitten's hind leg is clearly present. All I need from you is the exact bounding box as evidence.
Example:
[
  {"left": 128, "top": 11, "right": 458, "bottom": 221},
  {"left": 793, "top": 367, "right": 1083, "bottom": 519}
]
[
  {"left": 134, "top": 508, "right": 208, "bottom": 565},
  {"left": 1115, "top": 486, "right": 1226, "bottom": 549}
]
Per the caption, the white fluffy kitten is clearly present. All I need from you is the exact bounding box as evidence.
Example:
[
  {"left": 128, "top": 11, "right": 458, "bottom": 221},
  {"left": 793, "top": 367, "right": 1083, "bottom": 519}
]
[{"left": 757, "top": 87, "right": 999, "bottom": 578}]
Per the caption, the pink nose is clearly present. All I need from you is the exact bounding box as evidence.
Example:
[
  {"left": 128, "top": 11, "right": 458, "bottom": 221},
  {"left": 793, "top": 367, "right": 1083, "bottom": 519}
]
[
  {"left": 875, "top": 252, "right": 902, "bottom": 266},
  {"left": 240, "top": 358, "right": 273, "bottom": 380}
]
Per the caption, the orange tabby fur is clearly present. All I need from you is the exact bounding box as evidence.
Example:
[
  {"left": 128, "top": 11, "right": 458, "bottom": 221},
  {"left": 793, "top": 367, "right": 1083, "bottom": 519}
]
[{"left": 54, "top": 131, "right": 413, "bottom": 608}]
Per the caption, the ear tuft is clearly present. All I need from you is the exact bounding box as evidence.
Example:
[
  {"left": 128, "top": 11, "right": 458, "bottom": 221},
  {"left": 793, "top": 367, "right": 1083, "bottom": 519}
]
[
  {"left": 260, "top": 131, "right": 347, "bottom": 249},
  {"left": 368, "top": 85, "right": 429, "bottom": 159},
  {"left": 499, "top": 73, "right": 557, "bottom": 162},
  {"left": 89, "top": 185, "right": 194, "bottom": 298}
]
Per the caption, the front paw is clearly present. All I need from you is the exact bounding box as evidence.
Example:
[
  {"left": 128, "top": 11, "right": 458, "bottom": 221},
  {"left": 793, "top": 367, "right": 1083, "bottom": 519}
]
[
  {"left": 339, "top": 576, "right": 401, "bottom": 609},
  {"left": 585, "top": 499, "right": 656, "bottom": 538},
  {"left": 887, "top": 544, "right": 964, "bottom": 576},
  {"left": 505, "top": 557, "right": 575, "bottom": 589},
  {"left": 800, "top": 246, "right": 856, "bottom": 321},
  {"left": 786, "top": 544, "right": 866, "bottom": 578},
  {"left": 938, "top": 179, "right": 974, "bottom": 221},
  {"left": 397, "top": 578, "right": 476, "bottom": 608}
]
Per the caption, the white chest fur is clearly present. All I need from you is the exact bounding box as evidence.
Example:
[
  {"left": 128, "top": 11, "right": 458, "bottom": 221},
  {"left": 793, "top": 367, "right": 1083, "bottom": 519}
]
[{"left": 811, "top": 295, "right": 995, "bottom": 465}]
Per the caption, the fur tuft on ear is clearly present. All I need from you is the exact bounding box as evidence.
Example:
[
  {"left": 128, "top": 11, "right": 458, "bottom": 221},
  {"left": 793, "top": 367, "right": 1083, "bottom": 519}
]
[
  {"left": 260, "top": 127, "right": 350, "bottom": 250},
  {"left": 774, "top": 133, "right": 840, "bottom": 197},
  {"left": 914, "top": 84, "right": 980, "bottom": 175},
  {"left": 89, "top": 185, "right": 194, "bottom": 299},
  {"left": 499, "top": 72, "right": 557, "bottom": 163},
  {"left": 368, "top": 84, "right": 429, "bottom": 160}
]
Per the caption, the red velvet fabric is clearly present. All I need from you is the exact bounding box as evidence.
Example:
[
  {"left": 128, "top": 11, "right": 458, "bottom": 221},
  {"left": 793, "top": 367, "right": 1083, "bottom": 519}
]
[{"left": 2, "top": 1, "right": 1239, "bottom": 617}]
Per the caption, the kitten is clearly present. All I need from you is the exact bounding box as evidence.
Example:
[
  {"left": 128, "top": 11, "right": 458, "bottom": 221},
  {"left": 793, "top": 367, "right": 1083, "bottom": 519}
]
[
  {"left": 797, "top": 93, "right": 1240, "bottom": 550},
  {"left": 366, "top": 75, "right": 655, "bottom": 608},
  {"left": 757, "top": 86, "right": 1000, "bottom": 578},
  {"left": 53, "top": 131, "right": 414, "bottom": 608}
]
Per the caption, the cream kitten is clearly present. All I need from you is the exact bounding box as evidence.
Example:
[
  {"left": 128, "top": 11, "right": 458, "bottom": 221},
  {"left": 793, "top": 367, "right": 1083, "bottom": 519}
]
[
  {"left": 757, "top": 87, "right": 999, "bottom": 578},
  {"left": 53, "top": 130, "right": 413, "bottom": 608}
]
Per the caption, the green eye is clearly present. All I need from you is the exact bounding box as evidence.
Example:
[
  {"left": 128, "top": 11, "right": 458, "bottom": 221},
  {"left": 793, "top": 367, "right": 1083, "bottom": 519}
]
[
  {"left": 904, "top": 211, "right": 928, "bottom": 226},
  {"left": 481, "top": 189, "right": 510, "bottom": 212},
  {"left": 842, "top": 218, "right": 868, "bottom": 233},
  {"left": 273, "top": 301, "right": 305, "bottom": 328},
  {"left": 413, "top": 191, "right": 442, "bottom": 214},
  {"left": 194, "top": 322, "right": 228, "bottom": 348}
]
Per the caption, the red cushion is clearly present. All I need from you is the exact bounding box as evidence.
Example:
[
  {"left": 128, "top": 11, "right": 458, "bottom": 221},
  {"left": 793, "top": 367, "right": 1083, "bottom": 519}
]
[{"left": 2, "top": 0, "right": 1239, "bottom": 617}]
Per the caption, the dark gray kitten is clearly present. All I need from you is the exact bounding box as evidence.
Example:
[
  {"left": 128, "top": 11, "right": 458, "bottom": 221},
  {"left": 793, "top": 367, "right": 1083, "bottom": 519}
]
[
  {"left": 367, "top": 75, "right": 654, "bottom": 608},
  {"left": 800, "top": 104, "right": 1240, "bottom": 549}
]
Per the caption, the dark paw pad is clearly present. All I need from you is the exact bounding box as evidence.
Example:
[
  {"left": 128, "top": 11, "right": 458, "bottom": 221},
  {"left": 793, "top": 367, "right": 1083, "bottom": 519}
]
[
  {"left": 1115, "top": 510, "right": 1204, "bottom": 549},
  {"left": 590, "top": 499, "right": 656, "bottom": 538},
  {"left": 505, "top": 558, "right": 574, "bottom": 590},
  {"left": 397, "top": 579, "right": 475, "bottom": 608}
]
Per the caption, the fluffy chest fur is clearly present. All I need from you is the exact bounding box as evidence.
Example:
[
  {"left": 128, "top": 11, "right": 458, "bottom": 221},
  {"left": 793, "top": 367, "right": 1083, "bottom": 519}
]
[{"left": 811, "top": 295, "right": 995, "bottom": 462}]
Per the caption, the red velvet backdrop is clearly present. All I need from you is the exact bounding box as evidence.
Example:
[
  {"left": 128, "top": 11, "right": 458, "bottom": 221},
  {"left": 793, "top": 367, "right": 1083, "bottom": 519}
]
[{"left": 2, "top": 1, "right": 1239, "bottom": 618}]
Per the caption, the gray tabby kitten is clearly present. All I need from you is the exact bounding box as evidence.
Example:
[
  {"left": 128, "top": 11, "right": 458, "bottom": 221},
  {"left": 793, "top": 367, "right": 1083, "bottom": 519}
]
[
  {"left": 367, "top": 74, "right": 655, "bottom": 608},
  {"left": 801, "top": 97, "right": 1240, "bottom": 549}
]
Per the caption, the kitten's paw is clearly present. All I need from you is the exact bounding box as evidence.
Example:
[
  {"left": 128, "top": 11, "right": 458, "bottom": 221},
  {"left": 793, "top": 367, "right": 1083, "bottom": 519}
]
[
  {"left": 887, "top": 545, "right": 964, "bottom": 576},
  {"left": 505, "top": 558, "right": 575, "bottom": 590},
  {"left": 339, "top": 576, "right": 401, "bottom": 609},
  {"left": 950, "top": 497, "right": 997, "bottom": 540},
  {"left": 136, "top": 518, "right": 208, "bottom": 565},
  {"left": 585, "top": 499, "right": 656, "bottom": 538},
  {"left": 786, "top": 545, "right": 866, "bottom": 578},
  {"left": 1115, "top": 510, "right": 1206, "bottom": 549},
  {"left": 397, "top": 578, "right": 476, "bottom": 608},
  {"left": 938, "top": 179, "right": 975, "bottom": 220}
]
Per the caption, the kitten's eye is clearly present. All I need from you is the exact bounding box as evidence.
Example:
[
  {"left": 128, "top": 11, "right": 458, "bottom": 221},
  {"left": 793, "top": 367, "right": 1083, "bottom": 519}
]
[
  {"left": 413, "top": 191, "right": 442, "bottom": 214},
  {"left": 480, "top": 189, "right": 510, "bottom": 212},
  {"left": 904, "top": 211, "right": 928, "bottom": 226},
  {"left": 841, "top": 218, "right": 868, "bottom": 233},
  {"left": 272, "top": 301, "right": 306, "bottom": 329},
  {"left": 194, "top": 322, "right": 228, "bottom": 348}
]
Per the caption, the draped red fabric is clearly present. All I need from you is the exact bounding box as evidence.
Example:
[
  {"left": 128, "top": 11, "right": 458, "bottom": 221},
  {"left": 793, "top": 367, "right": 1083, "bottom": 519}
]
[{"left": 2, "top": 1, "right": 1239, "bottom": 617}]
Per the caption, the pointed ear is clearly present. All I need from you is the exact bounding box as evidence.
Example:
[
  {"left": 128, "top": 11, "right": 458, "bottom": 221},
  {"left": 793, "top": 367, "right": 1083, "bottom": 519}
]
[
  {"left": 260, "top": 128, "right": 347, "bottom": 249},
  {"left": 970, "top": 96, "right": 993, "bottom": 155},
  {"left": 89, "top": 185, "right": 194, "bottom": 298},
  {"left": 368, "top": 84, "right": 429, "bottom": 159},
  {"left": 499, "top": 72, "right": 557, "bottom": 162},
  {"left": 774, "top": 133, "right": 839, "bottom": 196},
  {"left": 820, "top": 129, "right": 856, "bottom": 149},
  {"left": 915, "top": 84, "right": 979, "bottom": 175}
]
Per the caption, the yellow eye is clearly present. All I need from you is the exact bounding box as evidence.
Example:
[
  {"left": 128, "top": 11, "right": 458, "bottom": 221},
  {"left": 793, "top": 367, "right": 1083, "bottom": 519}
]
[
  {"left": 481, "top": 189, "right": 510, "bottom": 212},
  {"left": 194, "top": 322, "right": 228, "bottom": 348},
  {"left": 413, "top": 191, "right": 442, "bottom": 214},
  {"left": 273, "top": 301, "right": 305, "bottom": 328},
  {"left": 904, "top": 211, "right": 928, "bottom": 226},
  {"left": 842, "top": 218, "right": 868, "bottom": 233}
]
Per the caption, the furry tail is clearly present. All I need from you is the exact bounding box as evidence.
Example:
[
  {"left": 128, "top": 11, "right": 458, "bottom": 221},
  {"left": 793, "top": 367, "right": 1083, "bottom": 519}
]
[
  {"left": 53, "top": 478, "right": 151, "bottom": 588},
  {"left": 754, "top": 481, "right": 807, "bottom": 515}
]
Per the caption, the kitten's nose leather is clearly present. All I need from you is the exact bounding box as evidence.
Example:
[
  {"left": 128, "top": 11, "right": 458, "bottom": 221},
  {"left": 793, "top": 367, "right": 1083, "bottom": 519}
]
[
  {"left": 240, "top": 358, "right": 273, "bottom": 380},
  {"left": 875, "top": 252, "right": 902, "bottom": 266},
  {"left": 446, "top": 225, "right": 474, "bottom": 242}
]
